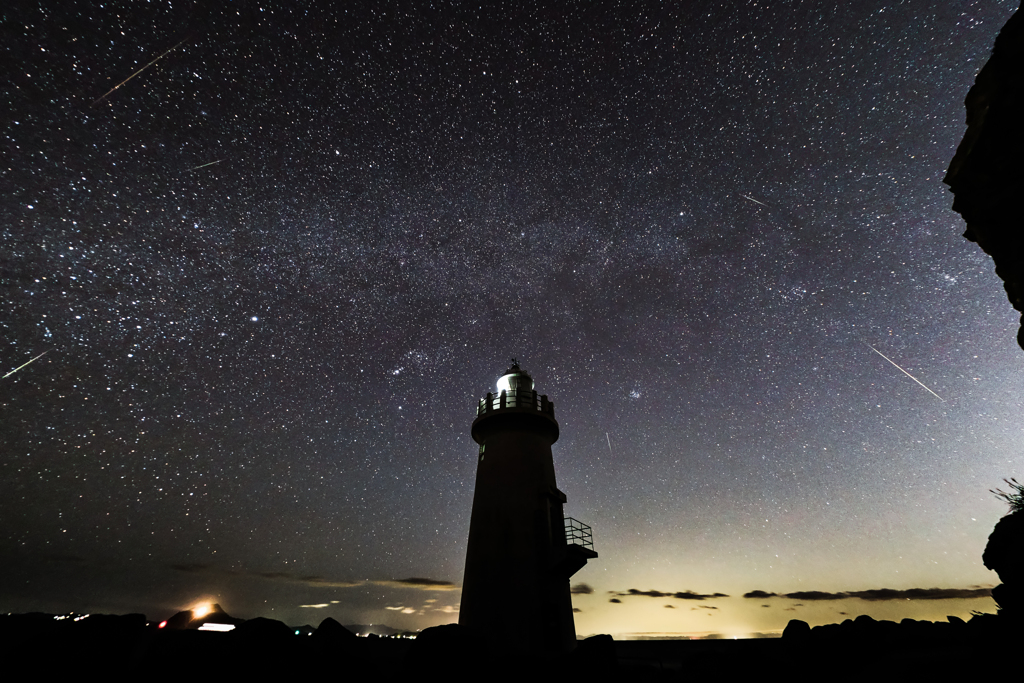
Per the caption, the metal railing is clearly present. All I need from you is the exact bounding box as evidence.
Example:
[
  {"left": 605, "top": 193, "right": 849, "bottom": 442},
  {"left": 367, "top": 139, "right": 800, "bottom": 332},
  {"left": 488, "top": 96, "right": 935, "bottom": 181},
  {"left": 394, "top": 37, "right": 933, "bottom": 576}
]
[
  {"left": 564, "top": 517, "right": 594, "bottom": 551},
  {"left": 476, "top": 389, "right": 555, "bottom": 418}
]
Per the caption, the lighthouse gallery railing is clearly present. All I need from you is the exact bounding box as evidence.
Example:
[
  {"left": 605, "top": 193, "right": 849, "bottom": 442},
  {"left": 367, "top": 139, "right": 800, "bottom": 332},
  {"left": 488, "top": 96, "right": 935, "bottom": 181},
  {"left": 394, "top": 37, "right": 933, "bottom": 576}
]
[
  {"left": 564, "top": 517, "right": 594, "bottom": 551},
  {"left": 477, "top": 389, "right": 555, "bottom": 418}
]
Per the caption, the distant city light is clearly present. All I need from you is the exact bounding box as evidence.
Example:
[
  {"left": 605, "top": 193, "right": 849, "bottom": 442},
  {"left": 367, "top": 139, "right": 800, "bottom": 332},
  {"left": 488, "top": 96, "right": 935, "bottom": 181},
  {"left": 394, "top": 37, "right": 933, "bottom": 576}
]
[{"left": 198, "top": 623, "right": 234, "bottom": 632}]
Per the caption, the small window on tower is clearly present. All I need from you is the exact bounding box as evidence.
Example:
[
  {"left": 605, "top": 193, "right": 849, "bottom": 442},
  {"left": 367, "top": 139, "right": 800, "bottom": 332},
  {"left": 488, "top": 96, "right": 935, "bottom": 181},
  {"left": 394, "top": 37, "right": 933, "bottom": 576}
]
[{"left": 479, "top": 444, "right": 485, "bottom": 461}]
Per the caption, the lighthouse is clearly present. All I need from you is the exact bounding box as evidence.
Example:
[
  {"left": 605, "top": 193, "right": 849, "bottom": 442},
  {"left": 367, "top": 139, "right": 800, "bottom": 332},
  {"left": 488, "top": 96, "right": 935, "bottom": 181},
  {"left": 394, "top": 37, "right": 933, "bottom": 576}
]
[{"left": 459, "top": 360, "right": 597, "bottom": 656}]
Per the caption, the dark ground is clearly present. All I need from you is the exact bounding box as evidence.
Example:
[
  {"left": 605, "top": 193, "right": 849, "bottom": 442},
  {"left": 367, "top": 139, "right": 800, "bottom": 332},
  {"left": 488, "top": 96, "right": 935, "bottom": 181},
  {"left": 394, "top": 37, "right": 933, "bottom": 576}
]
[{"left": 0, "top": 611, "right": 1014, "bottom": 681}]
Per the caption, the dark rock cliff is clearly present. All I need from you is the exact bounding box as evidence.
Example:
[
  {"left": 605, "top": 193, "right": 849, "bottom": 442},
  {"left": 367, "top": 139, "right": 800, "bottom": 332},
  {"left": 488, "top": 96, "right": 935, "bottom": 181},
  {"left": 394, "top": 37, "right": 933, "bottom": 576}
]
[{"left": 945, "top": 2, "right": 1024, "bottom": 348}]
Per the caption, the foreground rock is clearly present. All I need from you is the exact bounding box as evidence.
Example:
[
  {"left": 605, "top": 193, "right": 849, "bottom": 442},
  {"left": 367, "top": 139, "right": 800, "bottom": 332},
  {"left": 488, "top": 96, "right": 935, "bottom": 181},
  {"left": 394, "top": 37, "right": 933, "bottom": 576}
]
[
  {"left": 945, "top": 4, "right": 1024, "bottom": 348},
  {"left": 984, "top": 508, "right": 1024, "bottom": 619},
  {"left": 4, "top": 610, "right": 1024, "bottom": 681}
]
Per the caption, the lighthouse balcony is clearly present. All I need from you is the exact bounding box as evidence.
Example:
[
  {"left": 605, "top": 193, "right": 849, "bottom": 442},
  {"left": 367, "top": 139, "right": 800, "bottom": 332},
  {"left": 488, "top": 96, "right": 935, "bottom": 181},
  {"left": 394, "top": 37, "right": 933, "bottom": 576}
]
[
  {"left": 556, "top": 517, "right": 597, "bottom": 578},
  {"left": 477, "top": 388, "right": 555, "bottom": 418},
  {"left": 564, "top": 517, "right": 595, "bottom": 551}
]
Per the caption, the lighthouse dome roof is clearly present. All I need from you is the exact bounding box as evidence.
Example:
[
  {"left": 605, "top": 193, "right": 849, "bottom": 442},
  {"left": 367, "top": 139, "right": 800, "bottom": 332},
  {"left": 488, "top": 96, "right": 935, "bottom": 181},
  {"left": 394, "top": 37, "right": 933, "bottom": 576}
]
[{"left": 497, "top": 361, "right": 534, "bottom": 393}]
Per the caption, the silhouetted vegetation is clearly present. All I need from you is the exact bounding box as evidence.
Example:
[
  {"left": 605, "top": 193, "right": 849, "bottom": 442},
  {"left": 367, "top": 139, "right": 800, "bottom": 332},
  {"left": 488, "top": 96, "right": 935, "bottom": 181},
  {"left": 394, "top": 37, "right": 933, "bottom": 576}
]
[{"left": 991, "top": 478, "right": 1024, "bottom": 513}]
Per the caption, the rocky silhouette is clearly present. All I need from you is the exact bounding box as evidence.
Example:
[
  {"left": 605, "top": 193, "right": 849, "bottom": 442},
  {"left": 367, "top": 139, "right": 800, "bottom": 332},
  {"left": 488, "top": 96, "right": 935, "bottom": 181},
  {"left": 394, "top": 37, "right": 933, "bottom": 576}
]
[
  {"left": 983, "top": 479, "right": 1024, "bottom": 619},
  {"left": 6, "top": 604, "right": 1024, "bottom": 682},
  {"left": 946, "top": 4, "right": 1024, "bottom": 348}
]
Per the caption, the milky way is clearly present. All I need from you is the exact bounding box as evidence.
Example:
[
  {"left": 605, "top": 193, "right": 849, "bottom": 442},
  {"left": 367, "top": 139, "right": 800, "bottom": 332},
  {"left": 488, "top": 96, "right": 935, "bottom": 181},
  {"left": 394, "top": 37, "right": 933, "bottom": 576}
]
[{"left": 3, "top": 1, "right": 1022, "bottom": 635}]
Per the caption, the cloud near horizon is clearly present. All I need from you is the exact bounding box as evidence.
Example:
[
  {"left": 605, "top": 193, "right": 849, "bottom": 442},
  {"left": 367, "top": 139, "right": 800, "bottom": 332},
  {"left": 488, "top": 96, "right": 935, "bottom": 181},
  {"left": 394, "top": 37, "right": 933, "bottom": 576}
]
[
  {"left": 612, "top": 589, "right": 730, "bottom": 600},
  {"left": 599, "top": 585, "right": 994, "bottom": 605},
  {"left": 170, "top": 563, "right": 363, "bottom": 587},
  {"left": 169, "top": 564, "right": 456, "bottom": 590},
  {"left": 743, "top": 587, "right": 993, "bottom": 601},
  {"left": 373, "top": 578, "right": 460, "bottom": 591},
  {"left": 385, "top": 606, "right": 418, "bottom": 614},
  {"left": 433, "top": 605, "right": 459, "bottom": 614}
]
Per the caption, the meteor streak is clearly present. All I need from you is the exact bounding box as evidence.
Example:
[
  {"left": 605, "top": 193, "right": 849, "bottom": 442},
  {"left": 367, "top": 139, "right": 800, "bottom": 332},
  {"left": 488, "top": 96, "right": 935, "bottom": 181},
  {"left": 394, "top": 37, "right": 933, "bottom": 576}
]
[
  {"left": 92, "top": 35, "right": 190, "bottom": 106},
  {"left": 741, "top": 194, "right": 767, "bottom": 206},
  {"left": 865, "top": 343, "right": 944, "bottom": 402},
  {"left": 606, "top": 432, "right": 613, "bottom": 456},
  {"left": 188, "top": 159, "right": 223, "bottom": 171},
  {"left": 3, "top": 351, "right": 48, "bottom": 379}
]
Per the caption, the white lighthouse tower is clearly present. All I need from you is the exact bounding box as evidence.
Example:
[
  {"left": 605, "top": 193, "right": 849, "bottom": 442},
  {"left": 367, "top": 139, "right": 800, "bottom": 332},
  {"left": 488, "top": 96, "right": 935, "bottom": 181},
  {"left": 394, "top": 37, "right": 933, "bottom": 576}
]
[{"left": 459, "top": 360, "right": 597, "bottom": 656}]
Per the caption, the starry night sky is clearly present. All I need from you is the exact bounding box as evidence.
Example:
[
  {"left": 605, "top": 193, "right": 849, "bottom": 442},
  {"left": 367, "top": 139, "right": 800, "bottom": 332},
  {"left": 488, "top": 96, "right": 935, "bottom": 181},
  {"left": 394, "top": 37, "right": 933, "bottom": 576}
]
[{"left": 4, "top": 0, "right": 1024, "bottom": 637}]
